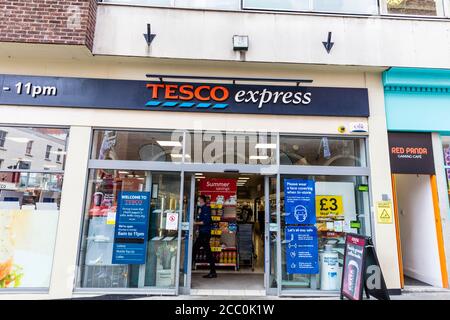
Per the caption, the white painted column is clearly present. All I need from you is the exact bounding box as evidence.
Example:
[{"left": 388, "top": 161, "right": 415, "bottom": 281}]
[
  {"left": 48, "top": 126, "right": 91, "bottom": 299},
  {"left": 365, "top": 72, "right": 402, "bottom": 290}
]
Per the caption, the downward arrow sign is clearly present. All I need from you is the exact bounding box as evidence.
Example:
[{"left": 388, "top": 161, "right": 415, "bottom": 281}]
[{"left": 322, "top": 32, "right": 334, "bottom": 54}]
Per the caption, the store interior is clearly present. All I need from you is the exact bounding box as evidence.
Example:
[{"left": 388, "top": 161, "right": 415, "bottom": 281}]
[{"left": 190, "top": 172, "right": 266, "bottom": 290}]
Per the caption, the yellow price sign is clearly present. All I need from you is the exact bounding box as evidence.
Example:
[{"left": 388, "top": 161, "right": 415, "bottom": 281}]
[{"left": 316, "top": 195, "right": 344, "bottom": 217}]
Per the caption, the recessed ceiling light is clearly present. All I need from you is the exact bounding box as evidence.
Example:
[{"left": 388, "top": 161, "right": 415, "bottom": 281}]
[
  {"left": 255, "top": 143, "right": 276, "bottom": 149},
  {"left": 157, "top": 140, "right": 182, "bottom": 147},
  {"left": 250, "top": 155, "right": 269, "bottom": 160},
  {"left": 118, "top": 171, "right": 129, "bottom": 174},
  {"left": 195, "top": 173, "right": 204, "bottom": 176},
  {"left": 238, "top": 177, "right": 250, "bottom": 180}
]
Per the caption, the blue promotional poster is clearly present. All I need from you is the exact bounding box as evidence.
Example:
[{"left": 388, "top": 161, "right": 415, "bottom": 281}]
[
  {"left": 285, "top": 226, "right": 319, "bottom": 274},
  {"left": 284, "top": 179, "right": 316, "bottom": 225},
  {"left": 112, "top": 191, "right": 151, "bottom": 265}
]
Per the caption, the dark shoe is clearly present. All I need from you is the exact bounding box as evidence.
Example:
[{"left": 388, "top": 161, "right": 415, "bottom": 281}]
[{"left": 203, "top": 273, "right": 217, "bottom": 278}]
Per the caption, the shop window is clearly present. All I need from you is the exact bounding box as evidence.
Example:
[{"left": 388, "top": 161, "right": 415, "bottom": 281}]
[
  {"left": 185, "top": 130, "right": 277, "bottom": 165},
  {"left": 102, "top": 0, "right": 240, "bottom": 10},
  {"left": 280, "top": 175, "right": 371, "bottom": 291},
  {"left": 77, "top": 169, "right": 181, "bottom": 289},
  {"left": 384, "top": 0, "right": 444, "bottom": 16},
  {"left": 279, "top": 135, "right": 366, "bottom": 167},
  {"left": 91, "top": 130, "right": 184, "bottom": 162},
  {"left": 442, "top": 136, "right": 450, "bottom": 209},
  {"left": 0, "top": 172, "right": 63, "bottom": 289},
  {"left": 0, "top": 126, "right": 68, "bottom": 290},
  {"left": 243, "top": 0, "right": 379, "bottom": 14},
  {"left": 0, "top": 127, "right": 68, "bottom": 172}
]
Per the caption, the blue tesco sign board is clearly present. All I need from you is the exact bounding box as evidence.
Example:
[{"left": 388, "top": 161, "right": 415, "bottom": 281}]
[
  {"left": 112, "top": 191, "right": 151, "bottom": 265},
  {"left": 284, "top": 179, "right": 316, "bottom": 225},
  {"left": 285, "top": 226, "right": 319, "bottom": 274}
]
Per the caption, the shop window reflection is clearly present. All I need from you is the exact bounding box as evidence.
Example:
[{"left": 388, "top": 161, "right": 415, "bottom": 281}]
[
  {"left": 279, "top": 136, "right": 366, "bottom": 167},
  {"left": 92, "top": 130, "right": 184, "bottom": 162}
]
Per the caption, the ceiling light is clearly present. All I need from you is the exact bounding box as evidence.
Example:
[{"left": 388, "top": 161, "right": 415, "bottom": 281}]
[
  {"left": 170, "top": 154, "right": 183, "bottom": 158},
  {"left": 250, "top": 155, "right": 269, "bottom": 160},
  {"left": 195, "top": 173, "right": 203, "bottom": 176},
  {"left": 238, "top": 177, "right": 250, "bottom": 180},
  {"left": 118, "top": 171, "right": 129, "bottom": 174},
  {"left": 157, "top": 140, "right": 182, "bottom": 147},
  {"left": 255, "top": 143, "right": 276, "bottom": 149},
  {"left": 196, "top": 176, "right": 206, "bottom": 179}
]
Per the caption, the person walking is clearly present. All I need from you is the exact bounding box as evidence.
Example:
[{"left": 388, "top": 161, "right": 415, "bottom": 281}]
[{"left": 193, "top": 195, "right": 217, "bottom": 278}]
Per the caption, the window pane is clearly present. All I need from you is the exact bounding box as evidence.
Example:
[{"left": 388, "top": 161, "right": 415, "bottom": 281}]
[
  {"left": 91, "top": 130, "right": 184, "bottom": 162},
  {"left": 314, "top": 0, "right": 379, "bottom": 14},
  {"left": 280, "top": 175, "right": 371, "bottom": 291},
  {"left": 174, "top": 0, "right": 240, "bottom": 9},
  {"left": 386, "top": 0, "right": 440, "bottom": 16},
  {"left": 279, "top": 135, "right": 366, "bottom": 167},
  {"left": 103, "top": 0, "right": 172, "bottom": 5},
  {"left": 243, "top": 0, "right": 309, "bottom": 11},
  {"left": 186, "top": 131, "right": 277, "bottom": 165},
  {"left": 78, "top": 169, "right": 181, "bottom": 289},
  {"left": 0, "top": 172, "right": 62, "bottom": 289},
  {"left": 0, "top": 127, "right": 68, "bottom": 171}
]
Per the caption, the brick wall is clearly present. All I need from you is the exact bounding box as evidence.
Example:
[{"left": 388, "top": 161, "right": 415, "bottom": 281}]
[{"left": 0, "top": 0, "right": 97, "bottom": 51}]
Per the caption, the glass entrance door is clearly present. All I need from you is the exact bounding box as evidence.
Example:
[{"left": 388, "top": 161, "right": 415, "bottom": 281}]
[{"left": 180, "top": 172, "right": 273, "bottom": 295}]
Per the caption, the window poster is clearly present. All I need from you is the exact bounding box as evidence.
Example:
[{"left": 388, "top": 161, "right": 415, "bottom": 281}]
[
  {"left": 112, "top": 191, "right": 151, "bottom": 265},
  {"left": 284, "top": 179, "right": 316, "bottom": 225},
  {"left": 285, "top": 226, "right": 319, "bottom": 274},
  {"left": 0, "top": 209, "right": 59, "bottom": 288}
]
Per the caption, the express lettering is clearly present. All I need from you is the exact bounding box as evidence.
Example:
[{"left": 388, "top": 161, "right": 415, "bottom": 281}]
[{"left": 235, "top": 89, "right": 312, "bottom": 108}]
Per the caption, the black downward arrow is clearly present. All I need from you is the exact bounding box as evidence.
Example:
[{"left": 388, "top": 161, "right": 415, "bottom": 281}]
[
  {"left": 322, "top": 32, "right": 334, "bottom": 54},
  {"left": 143, "top": 23, "right": 156, "bottom": 45}
]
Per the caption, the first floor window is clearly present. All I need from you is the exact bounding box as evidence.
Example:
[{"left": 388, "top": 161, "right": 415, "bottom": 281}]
[
  {"left": 45, "top": 145, "right": 52, "bottom": 160},
  {"left": 25, "top": 140, "right": 33, "bottom": 155},
  {"left": 0, "top": 130, "right": 7, "bottom": 148}
]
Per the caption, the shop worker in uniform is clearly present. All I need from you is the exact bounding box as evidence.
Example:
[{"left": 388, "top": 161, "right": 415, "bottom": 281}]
[{"left": 193, "top": 195, "right": 217, "bottom": 278}]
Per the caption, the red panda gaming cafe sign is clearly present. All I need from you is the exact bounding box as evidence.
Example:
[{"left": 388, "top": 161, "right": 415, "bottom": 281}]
[
  {"left": 388, "top": 132, "right": 435, "bottom": 174},
  {"left": 0, "top": 74, "right": 369, "bottom": 117}
]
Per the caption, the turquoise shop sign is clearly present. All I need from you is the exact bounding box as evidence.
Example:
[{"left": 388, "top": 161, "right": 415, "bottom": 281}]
[{"left": 383, "top": 68, "right": 450, "bottom": 133}]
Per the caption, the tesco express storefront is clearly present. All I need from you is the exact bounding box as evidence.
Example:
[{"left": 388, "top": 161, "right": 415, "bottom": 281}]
[{"left": 0, "top": 66, "right": 399, "bottom": 299}]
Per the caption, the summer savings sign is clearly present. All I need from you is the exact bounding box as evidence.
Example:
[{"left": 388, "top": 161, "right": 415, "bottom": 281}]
[{"left": 198, "top": 178, "right": 237, "bottom": 205}]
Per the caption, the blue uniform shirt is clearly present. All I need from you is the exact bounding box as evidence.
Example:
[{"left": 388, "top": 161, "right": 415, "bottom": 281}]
[{"left": 198, "top": 204, "right": 212, "bottom": 234}]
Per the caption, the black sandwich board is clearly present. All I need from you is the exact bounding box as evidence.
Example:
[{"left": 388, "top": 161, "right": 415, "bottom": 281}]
[{"left": 340, "top": 233, "right": 390, "bottom": 300}]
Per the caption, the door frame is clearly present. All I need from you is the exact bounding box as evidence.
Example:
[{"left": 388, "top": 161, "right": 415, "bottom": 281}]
[
  {"left": 392, "top": 173, "right": 449, "bottom": 288},
  {"left": 181, "top": 170, "right": 275, "bottom": 295}
]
